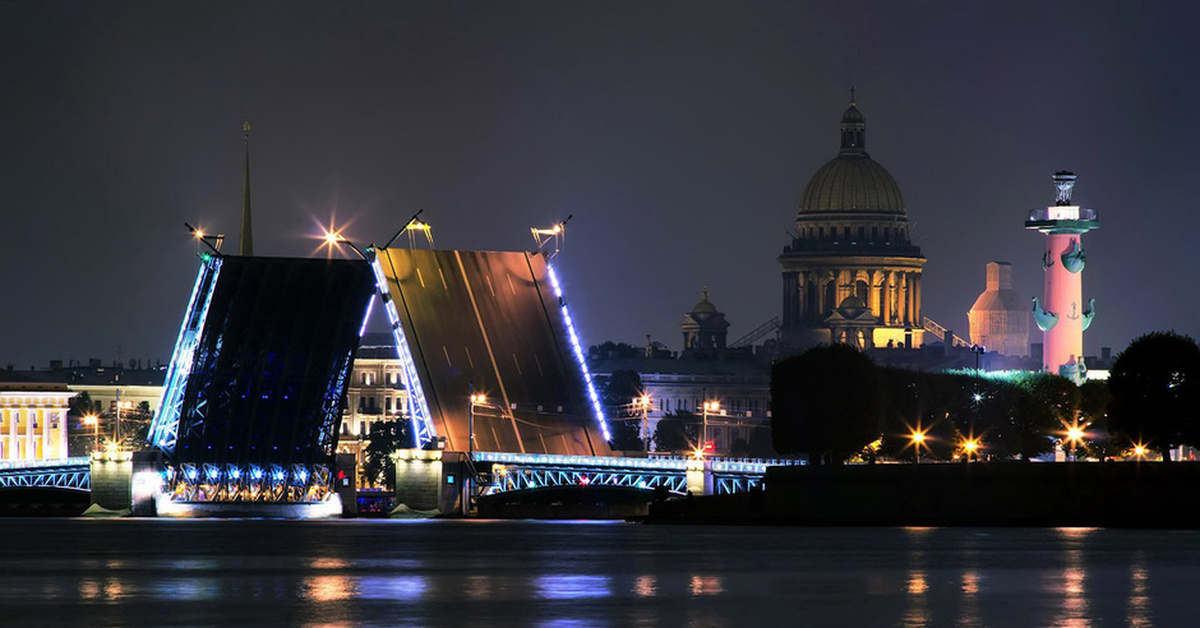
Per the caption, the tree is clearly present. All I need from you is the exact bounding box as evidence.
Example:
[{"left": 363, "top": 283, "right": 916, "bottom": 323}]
[
  {"left": 772, "top": 344, "right": 883, "bottom": 464},
  {"left": 653, "top": 411, "right": 698, "bottom": 453},
  {"left": 1108, "top": 331, "right": 1200, "bottom": 461},
  {"left": 68, "top": 391, "right": 101, "bottom": 418},
  {"left": 598, "top": 370, "right": 645, "bottom": 451},
  {"left": 588, "top": 341, "right": 643, "bottom": 361},
  {"left": 362, "top": 419, "right": 413, "bottom": 488}
]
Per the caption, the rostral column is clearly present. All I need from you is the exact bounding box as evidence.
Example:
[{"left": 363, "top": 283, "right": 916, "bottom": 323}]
[{"left": 1026, "top": 171, "right": 1099, "bottom": 383}]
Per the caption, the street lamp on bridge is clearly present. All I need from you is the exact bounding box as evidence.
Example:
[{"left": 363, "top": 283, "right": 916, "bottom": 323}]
[
  {"left": 702, "top": 400, "right": 721, "bottom": 455},
  {"left": 83, "top": 414, "right": 99, "bottom": 453},
  {"left": 632, "top": 394, "right": 651, "bottom": 456}
]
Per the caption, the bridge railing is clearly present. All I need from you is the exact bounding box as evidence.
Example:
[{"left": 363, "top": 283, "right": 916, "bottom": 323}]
[{"left": 0, "top": 457, "right": 90, "bottom": 471}]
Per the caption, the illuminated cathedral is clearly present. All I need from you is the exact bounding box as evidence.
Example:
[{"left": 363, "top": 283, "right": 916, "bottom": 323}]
[{"left": 778, "top": 93, "right": 927, "bottom": 352}]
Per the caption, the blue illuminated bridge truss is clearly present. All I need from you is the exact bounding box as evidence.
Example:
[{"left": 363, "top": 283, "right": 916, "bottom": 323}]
[
  {"left": 0, "top": 457, "right": 90, "bottom": 492},
  {"left": 473, "top": 452, "right": 801, "bottom": 496}
]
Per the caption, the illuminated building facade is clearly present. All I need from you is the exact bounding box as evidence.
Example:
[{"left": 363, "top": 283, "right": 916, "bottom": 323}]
[
  {"left": 1026, "top": 172, "right": 1099, "bottom": 382},
  {"left": 968, "top": 262, "right": 1030, "bottom": 356},
  {"left": 779, "top": 93, "right": 926, "bottom": 352},
  {"left": 0, "top": 383, "right": 72, "bottom": 460},
  {"left": 336, "top": 335, "right": 410, "bottom": 479}
]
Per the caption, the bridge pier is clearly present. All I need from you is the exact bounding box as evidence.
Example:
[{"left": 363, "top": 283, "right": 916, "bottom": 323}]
[
  {"left": 686, "top": 459, "right": 714, "bottom": 496},
  {"left": 89, "top": 451, "right": 162, "bottom": 516},
  {"left": 393, "top": 449, "right": 469, "bottom": 515}
]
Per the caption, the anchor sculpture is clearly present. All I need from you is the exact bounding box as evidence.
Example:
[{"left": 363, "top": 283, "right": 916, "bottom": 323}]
[
  {"left": 1060, "top": 239, "right": 1086, "bottom": 273},
  {"left": 1032, "top": 296, "right": 1058, "bottom": 332}
]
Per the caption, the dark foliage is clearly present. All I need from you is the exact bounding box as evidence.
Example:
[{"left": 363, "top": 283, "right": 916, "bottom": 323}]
[
  {"left": 653, "top": 411, "right": 698, "bottom": 453},
  {"left": 1108, "top": 331, "right": 1200, "bottom": 460},
  {"left": 771, "top": 344, "right": 884, "bottom": 464},
  {"left": 362, "top": 419, "right": 413, "bottom": 489},
  {"left": 597, "top": 369, "right": 646, "bottom": 451}
]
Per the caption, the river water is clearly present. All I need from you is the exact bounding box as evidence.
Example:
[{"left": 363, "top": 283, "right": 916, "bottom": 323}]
[{"left": 0, "top": 519, "right": 1192, "bottom": 627}]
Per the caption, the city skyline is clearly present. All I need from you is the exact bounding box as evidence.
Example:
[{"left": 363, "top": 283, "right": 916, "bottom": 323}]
[{"left": 3, "top": 2, "right": 1198, "bottom": 367}]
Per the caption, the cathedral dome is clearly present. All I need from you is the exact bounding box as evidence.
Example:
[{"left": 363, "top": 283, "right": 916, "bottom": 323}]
[
  {"left": 690, "top": 287, "right": 718, "bottom": 317},
  {"left": 798, "top": 156, "right": 906, "bottom": 215}
]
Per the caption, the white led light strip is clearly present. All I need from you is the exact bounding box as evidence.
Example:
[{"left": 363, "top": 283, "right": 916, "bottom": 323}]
[
  {"left": 546, "top": 264, "right": 612, "bottom": 442},
  {"left": 371, "top": 255, "right": 436, "bottom": 447}
]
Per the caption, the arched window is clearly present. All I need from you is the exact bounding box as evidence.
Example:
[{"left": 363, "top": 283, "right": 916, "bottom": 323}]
[
  {"left": 824, "top": 280, "right": 836, "bottom": 314},
  {"left": 856, "top": 280, "right": 869, "bottom": 302}
]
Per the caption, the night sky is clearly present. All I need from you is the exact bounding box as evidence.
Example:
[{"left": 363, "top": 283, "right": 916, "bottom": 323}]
[{"left": 3, "top": 1, "right": 1198, "bottom": 369}]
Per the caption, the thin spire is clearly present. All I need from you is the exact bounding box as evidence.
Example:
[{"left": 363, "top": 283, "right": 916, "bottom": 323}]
[
  {"left": 849, "top": 86, "right": 856, "bottom": 106},
  {"left": 239, "top": 121, "right": 254, "bottom": 256}
]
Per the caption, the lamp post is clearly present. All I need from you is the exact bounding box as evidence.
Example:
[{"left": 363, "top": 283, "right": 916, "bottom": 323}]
[
  {"left": 468, "top": 388, "right": 486, "bottom": 458},
  {"left": 1066, "top": 425, "right": 1084, "bottom": 461},
  {"left": 83, "top": 414, "right": 98, "bottom": 453},
  {"left": 910, "top": 429, "right": 926, "bottom": 464},
  {"left": 633, "top": 394, "right": 651, "bottom": 456},
  {"left": 970, "top": 345, "right": 986, "bottom": 374},
  {"left": 962, "top": 437, "right": 980, "bottom": 463},
  {"left": 702, "top": 400, "right": 721, "bottom": 454},
  {"left": 115, "top": 398, "right": 133, "bottom": 449}
]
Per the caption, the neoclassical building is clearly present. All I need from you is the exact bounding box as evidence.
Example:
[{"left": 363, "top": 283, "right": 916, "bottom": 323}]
[{"left": 779, "top": 94, "right": 926, "bottom": 352}]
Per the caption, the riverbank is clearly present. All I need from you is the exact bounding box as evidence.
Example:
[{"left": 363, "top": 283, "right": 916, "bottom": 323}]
[{"left": 646, "top": 461, "right": 1200, "bottom": 527}]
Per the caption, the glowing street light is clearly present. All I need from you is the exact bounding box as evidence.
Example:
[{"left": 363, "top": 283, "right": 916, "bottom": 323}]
[
  {"left": 1063, "top": 420, "right": 1087, "bottom": 461},
  {"left": 962, "top": 437, "right": 981, "bottom": 462},
  {"left": 910, "top": 428, "right": 927, "bottom": 464},
  {"left": 468, "top": 390, "right": 486, "bottom": 456},
  {"left": 83, "top": 414, "right": 99, "bottom": 452},
  {"left": 702, "top": 400, "right": 721, "bottom": 456},
  {"left": 632, "top": 394, "right": 651, "bottom": 456}
]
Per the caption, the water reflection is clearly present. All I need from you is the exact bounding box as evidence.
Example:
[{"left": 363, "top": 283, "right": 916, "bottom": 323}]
[
  {"left": 464, "top": 574, "right": 493, "bottom": 600},
  {"left": 902, "top": 528, "right": 930, "bottom": 628},
  {"left": 1054, "top": 527, "right": 1093, "bottom": 628},
  {"left": 689, "top": 575, "right": 723, "bottom": 596},
  {"left": 357, "top": 575, "right": 427, "bottom": 601},
  {"left": 304, "top": 575, "right": 356, "bottom": 602},
  {"left": 957, "top": 571, "right": 982, "bottom": 628},
  {"left": 634, "top": 575, "right": 656, "bottom": 598},
  {"left": 535, "top": 574, "right": 611, "bottom": 600},
  {"left": 1127, "top": 552, "right": 1151, "bottom": 628}
]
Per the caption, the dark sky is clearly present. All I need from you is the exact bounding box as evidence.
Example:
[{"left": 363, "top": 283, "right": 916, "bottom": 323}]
[{"left": 2, "top": 1, "right": 1197, "bottom": 369}]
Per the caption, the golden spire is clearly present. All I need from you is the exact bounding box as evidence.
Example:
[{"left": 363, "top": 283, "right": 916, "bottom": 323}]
[{"left": 239, "top": 121, "right": 254, "bottom": 256}]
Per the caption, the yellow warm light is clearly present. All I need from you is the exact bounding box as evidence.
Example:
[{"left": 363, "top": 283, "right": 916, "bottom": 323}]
[
  {"left": 323, "top": 230, "right": 342, "bottom": 246},
  {"left": 690, "top": 447, "right": 706, "bottom": 460},
  {"left": 1067, "top": 427, "right": 1084, "bottom": 441},
  {"left": 194, "top": 229, "right": 205, "bottom": 239},
  {"left": 703, "top": 401, "right": 721, "bottom": 413},
  {"left": 470, "top": 394, "right": 486, "bottom": 405},
  {"left": 963, "top": 439, "right": 980, "bottom": 453},
  {"left": 910, "top": 431, "right": 926, "bottom": 444},
  {"left": 1134, "top": 445, "right": 1147, "bottom": 457},
  {"left": 83, "top": 415, "right": 98, "bottom": 426}
]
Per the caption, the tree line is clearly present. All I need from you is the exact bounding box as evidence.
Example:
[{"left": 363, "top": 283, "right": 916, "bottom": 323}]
[{"left": 771, "top": 331, "right": 1200, "bottom": 464}]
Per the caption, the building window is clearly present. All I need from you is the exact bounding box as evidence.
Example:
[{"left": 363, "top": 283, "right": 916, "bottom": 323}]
[
  {"left": 386, "top": 398, "right": 392, "bottom": 412},
  {"left": 857, "top": 227, "right": 864, "bottom": 242}
]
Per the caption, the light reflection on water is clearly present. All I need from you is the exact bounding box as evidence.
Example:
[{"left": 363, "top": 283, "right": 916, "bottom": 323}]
[
  {"left": 0, "top": 520, "right": 1195, "bottom": 627},
  {"left": 535, "top": 574, "right": 612, "bottom": 600}
]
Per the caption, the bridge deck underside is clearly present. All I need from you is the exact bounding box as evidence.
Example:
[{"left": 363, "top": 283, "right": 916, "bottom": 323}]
[
  {"left": 150, "top": 256, "right": 375, "bottom": 503},
  {"left": 377, "top": 249, "right": 607, "bottom": 456}
]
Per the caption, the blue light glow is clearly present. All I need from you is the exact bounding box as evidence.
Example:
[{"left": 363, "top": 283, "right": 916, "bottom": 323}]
[
  {"left": 545, "top": 264, "right": 612, "bottom": 441},
  {"left": 148, "top": 257, "right": 223, "bottom": 455}
]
